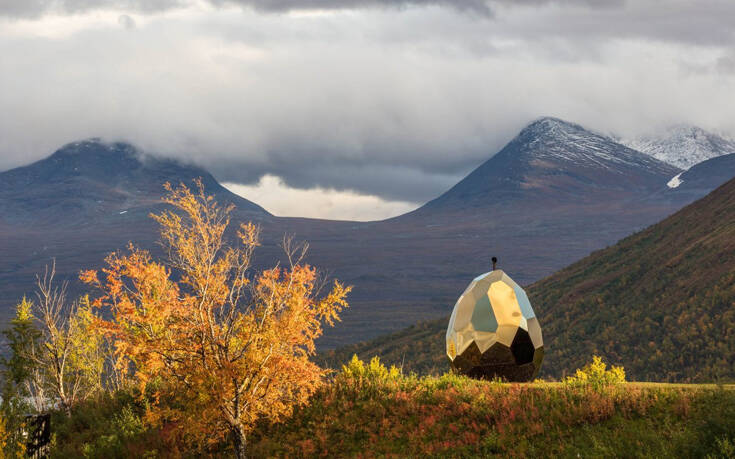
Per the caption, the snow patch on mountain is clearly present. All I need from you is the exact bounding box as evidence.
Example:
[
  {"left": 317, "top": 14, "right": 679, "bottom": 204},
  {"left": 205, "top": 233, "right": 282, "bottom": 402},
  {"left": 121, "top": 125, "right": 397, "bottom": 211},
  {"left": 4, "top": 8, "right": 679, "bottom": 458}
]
[
  {"left": 623, "top": 125, "right": 735, "bottom": 170},
  {"left": 667, "top": 173, "right": 683, "bottom": 189}
]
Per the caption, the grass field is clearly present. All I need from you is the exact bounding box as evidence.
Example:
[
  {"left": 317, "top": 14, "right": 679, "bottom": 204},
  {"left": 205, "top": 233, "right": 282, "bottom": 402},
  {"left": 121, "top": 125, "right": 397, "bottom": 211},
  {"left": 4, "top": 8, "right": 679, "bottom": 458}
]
[
  {"left": 46, "top": 357, "right": 735, "bottom": 458},
  {"left": 246, "top": 360, "right": 735, "bottom": 458},
  {"left": 522, "top": 382, "right": 735, "bottom": 390}
]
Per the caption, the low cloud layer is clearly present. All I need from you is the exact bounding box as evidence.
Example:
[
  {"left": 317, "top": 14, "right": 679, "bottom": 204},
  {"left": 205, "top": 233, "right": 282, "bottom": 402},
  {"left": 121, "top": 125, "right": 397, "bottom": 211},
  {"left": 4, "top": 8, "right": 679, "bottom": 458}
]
[
  {"left": 1, "top": 1, "right": 735, "bottom": 215},
  {"left": 224, "top": 176, "right": 418, "bottom": 221}
]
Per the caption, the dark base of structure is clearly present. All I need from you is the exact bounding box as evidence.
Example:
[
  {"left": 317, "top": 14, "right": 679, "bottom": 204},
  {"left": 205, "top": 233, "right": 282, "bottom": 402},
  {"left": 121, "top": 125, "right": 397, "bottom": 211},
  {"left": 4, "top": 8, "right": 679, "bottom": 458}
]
[
  {"left": 449, "top": 340, "right": 543, "bottom": 382},
  {"left": 454, "top": 363, "right": 537, "bottom": 382}
]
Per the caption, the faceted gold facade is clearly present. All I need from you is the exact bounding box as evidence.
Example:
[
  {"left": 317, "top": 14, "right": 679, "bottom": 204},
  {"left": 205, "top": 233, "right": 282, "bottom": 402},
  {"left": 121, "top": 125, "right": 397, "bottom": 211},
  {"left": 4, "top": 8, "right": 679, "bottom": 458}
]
[{"left": 446, "top": 270, "right": 543, "bottom": 381}]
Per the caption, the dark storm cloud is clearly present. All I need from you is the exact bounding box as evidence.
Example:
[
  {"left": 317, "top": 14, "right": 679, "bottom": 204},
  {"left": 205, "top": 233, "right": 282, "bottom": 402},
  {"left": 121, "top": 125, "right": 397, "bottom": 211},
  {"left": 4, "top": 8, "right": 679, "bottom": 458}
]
[
  {"left": 0, "top": 0, "right": 183, "bottom": 18},
  {"left": 0, "top": 0, "right": 622, "bottom": 19},
  {"left": 514, "top": 1, "right": 735, "bottom": 47},
  {"left": 208, "top": 150, "right": 479, "bottom": 202},
  {"left": 4, "top": 0, "right": 734, "bottom": 51},
  {"left": 212, "top": 160, "right": 464, "bottom": 203},
  {"left": 217, "top": 0, "right": 493, "bottom": 16},
  {"left": 0, "top": 0, "right": 492, "bottom": 18},
  {"left": 235, "top": 0, "right": 732, "bottom": 51}
]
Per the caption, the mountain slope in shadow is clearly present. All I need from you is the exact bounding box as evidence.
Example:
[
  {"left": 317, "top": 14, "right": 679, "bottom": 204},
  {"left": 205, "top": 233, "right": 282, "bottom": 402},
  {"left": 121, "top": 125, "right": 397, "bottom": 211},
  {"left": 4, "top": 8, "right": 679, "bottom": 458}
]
[{"left": 322, "top": 177, "right": 735, "bottom": 382}]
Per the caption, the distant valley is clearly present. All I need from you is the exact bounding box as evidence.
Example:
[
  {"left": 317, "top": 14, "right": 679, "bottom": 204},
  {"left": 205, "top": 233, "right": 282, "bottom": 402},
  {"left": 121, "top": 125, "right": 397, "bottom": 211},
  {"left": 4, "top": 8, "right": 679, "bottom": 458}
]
[{"left": 1, "top": 117, "right": 734, "bottom": 350}]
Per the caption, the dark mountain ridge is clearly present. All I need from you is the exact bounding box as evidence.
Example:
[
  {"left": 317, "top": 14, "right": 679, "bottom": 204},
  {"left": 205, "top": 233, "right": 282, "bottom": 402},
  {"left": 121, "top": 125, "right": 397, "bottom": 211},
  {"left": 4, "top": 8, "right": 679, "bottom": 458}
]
[
  {"left": 664, "top": 153, "right": 735, "bottom": 200},
  {"left": 0, "top": 139, "right": 268, "bottom": 227}
]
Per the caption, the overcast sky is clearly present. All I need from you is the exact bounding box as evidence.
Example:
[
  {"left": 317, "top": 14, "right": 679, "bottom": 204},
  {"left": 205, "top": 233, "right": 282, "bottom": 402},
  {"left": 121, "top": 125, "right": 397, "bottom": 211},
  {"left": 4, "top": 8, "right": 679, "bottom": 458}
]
[{"left": 2, "top": 0, "right": 735, "bottom": 219}]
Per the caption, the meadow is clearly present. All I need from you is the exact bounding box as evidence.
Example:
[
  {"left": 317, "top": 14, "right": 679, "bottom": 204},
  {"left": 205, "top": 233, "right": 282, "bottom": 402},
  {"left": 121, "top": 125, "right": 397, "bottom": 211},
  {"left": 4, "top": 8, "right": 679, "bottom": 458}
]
[{"left": 46, "top": 356, "right": 735, "bottom": 458}]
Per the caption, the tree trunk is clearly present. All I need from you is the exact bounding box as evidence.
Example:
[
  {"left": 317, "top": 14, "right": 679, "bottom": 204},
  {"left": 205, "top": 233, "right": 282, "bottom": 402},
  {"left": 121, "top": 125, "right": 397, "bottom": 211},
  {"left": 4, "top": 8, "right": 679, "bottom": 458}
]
[
  {"left": 60, "top": 393, "right": 72, "bottom": 417},
  {"left": 232, "top": 425, "right": 247, "bottom": 459}
]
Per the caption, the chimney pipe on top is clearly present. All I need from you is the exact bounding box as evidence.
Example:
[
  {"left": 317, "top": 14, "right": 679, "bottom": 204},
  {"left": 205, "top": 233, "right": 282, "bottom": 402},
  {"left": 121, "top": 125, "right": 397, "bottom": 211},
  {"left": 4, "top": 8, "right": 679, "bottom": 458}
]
[{"left": 492, "top": 257, "right": 497, "bottom": 271}]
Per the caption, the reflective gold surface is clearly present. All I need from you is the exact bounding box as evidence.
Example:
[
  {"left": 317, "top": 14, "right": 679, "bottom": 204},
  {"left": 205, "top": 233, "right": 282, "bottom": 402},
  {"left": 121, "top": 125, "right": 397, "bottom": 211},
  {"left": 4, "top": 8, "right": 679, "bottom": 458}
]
[{"left": 446, "top": 270, "right": 544, "bottom": 382}]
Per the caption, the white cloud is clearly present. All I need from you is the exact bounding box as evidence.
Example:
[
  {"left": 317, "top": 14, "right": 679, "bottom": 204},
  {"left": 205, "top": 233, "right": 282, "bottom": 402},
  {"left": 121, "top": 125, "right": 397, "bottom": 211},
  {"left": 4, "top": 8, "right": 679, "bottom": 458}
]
[
  {"left": 118, "top": 14, "right": 136, "bottom": 29},
  {"left": 1, "top": 3, "right": 735, "bottom": 210},
  {"left": 223, "top": 176, "right": 418, "bottom": 221}
]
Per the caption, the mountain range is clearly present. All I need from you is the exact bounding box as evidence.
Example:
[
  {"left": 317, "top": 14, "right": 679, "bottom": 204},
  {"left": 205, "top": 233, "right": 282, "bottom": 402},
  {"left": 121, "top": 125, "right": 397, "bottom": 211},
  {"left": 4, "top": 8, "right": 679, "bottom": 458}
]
[
  {"left": 1, "top": 117, "right": 734, "bottom": 351},
  {"left": 622, "top": 124, "right": 735, "bottom": 170},
  {"left": 322, "top": 176, "right": 735, "bottom": 382}
]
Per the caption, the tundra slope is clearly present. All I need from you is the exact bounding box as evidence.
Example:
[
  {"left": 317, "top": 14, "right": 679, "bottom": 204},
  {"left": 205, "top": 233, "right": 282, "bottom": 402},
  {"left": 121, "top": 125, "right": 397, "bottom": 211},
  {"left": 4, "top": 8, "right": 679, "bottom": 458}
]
[{"left": 322, "top": 177, "right": 735, "bottom": 382}]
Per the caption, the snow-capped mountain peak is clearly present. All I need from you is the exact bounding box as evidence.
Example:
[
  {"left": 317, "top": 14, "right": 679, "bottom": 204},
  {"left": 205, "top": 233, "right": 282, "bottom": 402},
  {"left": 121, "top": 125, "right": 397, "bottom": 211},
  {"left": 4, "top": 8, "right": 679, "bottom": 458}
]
[
  {"left": 622, "top": 124, "right": 735, "bottom": 170},
  {"left": 420, "top": 117, "right": 680, "bottom": 211},
  {"left": 514, "top": 116, "right": 674, "bottom": 172}
]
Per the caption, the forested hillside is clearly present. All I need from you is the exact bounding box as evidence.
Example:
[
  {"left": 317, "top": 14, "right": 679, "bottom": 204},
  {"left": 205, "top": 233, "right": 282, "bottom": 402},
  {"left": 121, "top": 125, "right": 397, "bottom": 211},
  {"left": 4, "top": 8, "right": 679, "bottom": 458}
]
[{"left": 322, "top": 177, "right": 735, "bottom": 382}]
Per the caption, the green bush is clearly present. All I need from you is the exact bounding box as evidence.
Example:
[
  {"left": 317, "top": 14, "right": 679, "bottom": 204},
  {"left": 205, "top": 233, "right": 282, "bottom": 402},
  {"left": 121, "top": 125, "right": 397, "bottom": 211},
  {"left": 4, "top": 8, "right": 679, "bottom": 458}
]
[
  {"left": 680, "top": 388, "right": 735, "bottom": 458},
  {"left": 49, "top": 391, "right": 162, "bottom": 459},
  {"left": 564, "top": 355, "right": 626, "bottom": 390},
  {"left": 335, "top": 355, "right": 404, "bottom": 396}
]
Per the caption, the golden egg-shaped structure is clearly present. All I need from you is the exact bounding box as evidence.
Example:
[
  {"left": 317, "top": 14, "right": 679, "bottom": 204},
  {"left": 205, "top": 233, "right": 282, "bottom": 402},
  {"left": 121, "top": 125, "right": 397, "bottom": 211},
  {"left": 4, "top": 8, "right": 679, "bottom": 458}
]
[{"left": 446, "top": 270, "right": 543, "bottom": 381}]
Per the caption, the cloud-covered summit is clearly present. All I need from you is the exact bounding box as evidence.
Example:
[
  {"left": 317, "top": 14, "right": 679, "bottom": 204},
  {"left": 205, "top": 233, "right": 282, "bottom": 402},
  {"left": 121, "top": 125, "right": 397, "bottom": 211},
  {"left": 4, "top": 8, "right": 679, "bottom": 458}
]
[{"left": 1, "top": 0, "right": 734, "bottom": 217}]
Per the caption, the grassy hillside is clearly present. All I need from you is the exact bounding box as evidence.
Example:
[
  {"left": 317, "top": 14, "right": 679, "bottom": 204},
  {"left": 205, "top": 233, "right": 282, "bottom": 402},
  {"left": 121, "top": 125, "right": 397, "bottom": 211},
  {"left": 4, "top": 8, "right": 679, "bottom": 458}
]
[
  {"left": 250, "top": 375, "right": 735, "bottom": 458},
  {"left": 321, "top": 177, "right": 735, "bottom": 382},
  {"left": 46, "top": 358, "right": 735, "bottom": 458}
]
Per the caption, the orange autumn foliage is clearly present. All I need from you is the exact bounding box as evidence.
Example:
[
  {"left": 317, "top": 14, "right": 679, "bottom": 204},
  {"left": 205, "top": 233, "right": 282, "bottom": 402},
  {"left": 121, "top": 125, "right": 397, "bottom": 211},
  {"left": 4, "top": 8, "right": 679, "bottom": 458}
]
[{"left": 81, "top": 180, "right": 350, "bottom": 457}]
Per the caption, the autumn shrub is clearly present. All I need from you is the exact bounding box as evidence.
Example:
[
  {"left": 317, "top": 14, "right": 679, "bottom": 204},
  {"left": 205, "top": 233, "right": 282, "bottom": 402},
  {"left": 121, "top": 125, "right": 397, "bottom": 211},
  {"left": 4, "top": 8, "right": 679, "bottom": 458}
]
[
  {"left": 0, "top": 415, "right": 26, "bottom": 458},
  {"left": 48, "top": 390, "right": 162, "bottom": 459},
  {"left": 563, "top": 355, "right": 626, "bottom": 390},
  {"left": 0, "top": 417, "right": 6, "bottom": 452},
  {"left": 79, "top": 181, "right": 350, "bottom": 458},
  {"left": 1, "top": 181, "right": 350, "bottom": 458},
  {"left": 335, "top": 355, "right": 404, "bottom": 397}
]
